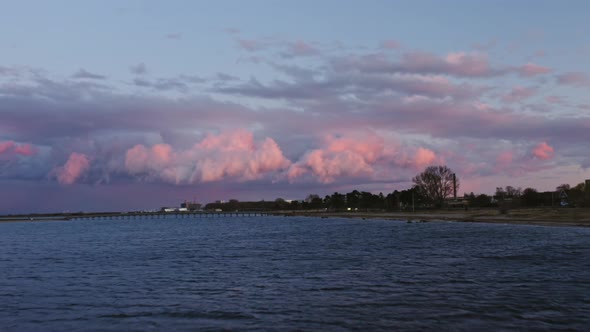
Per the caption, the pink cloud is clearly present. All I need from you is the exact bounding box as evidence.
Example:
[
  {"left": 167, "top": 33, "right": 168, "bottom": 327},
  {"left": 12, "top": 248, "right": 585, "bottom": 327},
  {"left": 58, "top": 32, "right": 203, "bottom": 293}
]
[
  {"left": 13, "top": 144, "right": 37, "bottom": 156},
  {"left": 413, "top": 147, "right": 437, "bottom": 168},
  {"left": 494, "top": 151, "right": 514, "bottom": 173},
  {"left": 496, "top": 151, "right": 513, "bottom": 165},
  {"left": 125, "top": 144, "right": 155, "bottom": 174},
  {"left": 285, "top": 134, "right": 441, "bottom": 183},
  {"left": 532, "top": 142, "right": 554, "bottom": 160},
  {"left": 556, "top": 72, "right": 590, "bottom": 86},
  {"left": 287, "top": 133, "right": 384, "bottom": 183},
  {"left": 53, "top": 152, "right": 91, "bottom": 185},
  {"left": 0, "top": 141, "right": 37, "bottom": 157},
  {"left": 518, "top": 63, "right": 551, "bottom": 77},
  {"left": 125, "top": 130, "right": 291, "bottom": 184},
  {"left": 389, "top": 145, "right": 442, "bottom": 170},
  {"left": 287, "top": 149, "right": 373, "bottom": 184},
  {"left": 0, "top": 141, "right": 14, "bottom": 154}
]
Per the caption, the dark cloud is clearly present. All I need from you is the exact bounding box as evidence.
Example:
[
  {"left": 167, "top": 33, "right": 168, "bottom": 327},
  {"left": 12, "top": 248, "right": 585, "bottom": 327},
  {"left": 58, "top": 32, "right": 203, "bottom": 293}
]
[
  {"left": 71, "top": 69, "right": 106, "bottom": 80},
  {"left": 129, "top": 63, "right": 148, "bottom": 75},
  {"left": 215, "top": 72, "right": 239, "bottom": 81}
]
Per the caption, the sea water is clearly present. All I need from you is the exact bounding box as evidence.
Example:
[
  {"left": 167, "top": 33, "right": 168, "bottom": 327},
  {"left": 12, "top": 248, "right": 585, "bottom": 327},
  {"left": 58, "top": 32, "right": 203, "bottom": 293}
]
[{"left": 1, "top": 216, "right": 589, "bottom": 331}]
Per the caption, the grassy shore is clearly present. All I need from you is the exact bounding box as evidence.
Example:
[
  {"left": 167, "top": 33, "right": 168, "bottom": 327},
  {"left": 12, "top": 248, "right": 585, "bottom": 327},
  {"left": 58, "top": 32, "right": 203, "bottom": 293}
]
[{"left": 281, "top": 208, "right": 590, "bottom": 227}]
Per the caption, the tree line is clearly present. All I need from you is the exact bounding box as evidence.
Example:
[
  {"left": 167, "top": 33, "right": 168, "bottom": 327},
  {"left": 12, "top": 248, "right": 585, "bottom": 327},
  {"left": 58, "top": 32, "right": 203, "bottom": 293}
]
[
  {"left": 203, "top": 165, "right": 588, "bottom": 211},
  {"left": 204, "top": 188, "right": 424, "bottom": 212}
]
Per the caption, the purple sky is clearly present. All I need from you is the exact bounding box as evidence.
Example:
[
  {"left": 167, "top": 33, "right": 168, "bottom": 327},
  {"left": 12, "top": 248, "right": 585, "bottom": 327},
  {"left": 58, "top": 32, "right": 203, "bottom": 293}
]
[{"left": 1, "top": 1, "right": 590, "bottom": 213}]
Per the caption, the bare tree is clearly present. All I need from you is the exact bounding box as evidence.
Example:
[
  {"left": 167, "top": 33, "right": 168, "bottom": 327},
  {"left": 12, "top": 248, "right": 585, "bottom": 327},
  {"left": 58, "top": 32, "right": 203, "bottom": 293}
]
[
  {"left": 556, "top": 184, "right": 570, "bottom": 192},
  {"left": 412, "top": 165, "right": 458, "bottom": 207}
]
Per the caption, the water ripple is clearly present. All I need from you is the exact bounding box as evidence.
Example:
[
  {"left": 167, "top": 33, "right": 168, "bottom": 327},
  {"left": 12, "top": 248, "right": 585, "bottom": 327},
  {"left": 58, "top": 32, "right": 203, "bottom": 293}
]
[{"left": 1, "top": 217, "right": 589, "bottom": 331}]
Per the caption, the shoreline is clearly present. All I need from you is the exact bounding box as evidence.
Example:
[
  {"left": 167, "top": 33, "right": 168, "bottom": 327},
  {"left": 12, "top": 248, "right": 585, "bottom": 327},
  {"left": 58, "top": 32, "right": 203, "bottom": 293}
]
[
  {"left": 0, "top": 217, "right": 68, "bottom": 223},
  {"left": 2, "top": 208, "right": 590, "bottom": 228},
  {"left": 280, "top": 208, "right": 590, "bottom": 228}
]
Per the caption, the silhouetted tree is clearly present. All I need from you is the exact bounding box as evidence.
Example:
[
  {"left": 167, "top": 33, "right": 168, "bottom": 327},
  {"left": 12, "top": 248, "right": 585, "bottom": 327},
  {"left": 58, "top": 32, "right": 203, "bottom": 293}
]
[
  {"left": 304, "top": 194, "right": 323, "bottom": 209},
  {"left": 505, "top": 186, "right": 522, "bottom": 198},
  {"left": 473, "top": 194, "right": 492, "bottom": 207},
  {"left": 274, "top": 198, "right": 288, "bottom": 210},
  {"left": 346, "top": 190, "right": 361, "bottom": 210},
  {"left": 328, "top": 192, "right": 346, "bottom": 211},
  {"left": 521, "top": 188, "right": 539, "bottom": 207},
  {"left": 495, "top": 187, "right": 506, "bottom": 201},
  {"left": 412, "top": 165, "right": 458, "bottom": 207},
  {"left": 556, "top": 184, "right": 571, "bottom": 192}
]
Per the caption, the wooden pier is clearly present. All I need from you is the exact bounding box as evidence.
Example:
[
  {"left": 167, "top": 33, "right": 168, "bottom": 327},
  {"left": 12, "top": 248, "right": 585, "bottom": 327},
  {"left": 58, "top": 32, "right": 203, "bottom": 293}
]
[{"left": 68, "top": 211, "right": 270, "bottom": 221}]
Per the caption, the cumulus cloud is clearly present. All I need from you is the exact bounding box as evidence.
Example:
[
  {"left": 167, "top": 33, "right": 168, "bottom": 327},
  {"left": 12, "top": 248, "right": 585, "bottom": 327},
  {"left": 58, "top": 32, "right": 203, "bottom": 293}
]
[
  {"left": 286, "top": 133, "right": 385, "bottom": 183},
  {"left": 2, "top": 38, "right": 590, "bottom": 206},
  {"left": 52, "top": 152, "right": 90, "bottom": 185},
  {"left": 125, "top": 130, "right": 291, "bottom": 184},
  {"left": 285, "top": 133, "right": 440, "bottom": 183},
  {"left": 532, "top": 142, "right": 554, "bottom": 160},
  {"left": 413, "top": 147, "right": 437, "bottom": 168}
]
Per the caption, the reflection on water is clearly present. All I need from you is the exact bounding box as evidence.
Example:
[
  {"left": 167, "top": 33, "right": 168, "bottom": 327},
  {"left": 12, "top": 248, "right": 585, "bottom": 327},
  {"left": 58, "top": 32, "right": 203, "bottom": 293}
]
[{"left": 1, "top": 217, "right": 589, "bottom": 331}]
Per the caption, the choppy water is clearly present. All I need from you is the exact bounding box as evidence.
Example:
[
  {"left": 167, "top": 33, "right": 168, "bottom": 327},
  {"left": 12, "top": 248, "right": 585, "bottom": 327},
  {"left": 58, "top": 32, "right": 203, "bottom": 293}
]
[{"left": 1, "top": 216, "right": 589, "bottom": 331}]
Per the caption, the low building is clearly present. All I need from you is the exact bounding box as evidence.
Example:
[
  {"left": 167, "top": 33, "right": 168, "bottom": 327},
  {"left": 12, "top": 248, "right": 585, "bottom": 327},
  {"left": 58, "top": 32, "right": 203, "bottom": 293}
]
[{"left": 181, "top": 201, "right": 202, "bottom": 211}]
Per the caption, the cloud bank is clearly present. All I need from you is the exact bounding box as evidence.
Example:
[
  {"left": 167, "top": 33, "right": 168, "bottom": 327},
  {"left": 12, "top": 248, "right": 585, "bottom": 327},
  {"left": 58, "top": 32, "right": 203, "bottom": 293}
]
[{"left": 1, "top": 33, "right": 589, "bottom": 213}]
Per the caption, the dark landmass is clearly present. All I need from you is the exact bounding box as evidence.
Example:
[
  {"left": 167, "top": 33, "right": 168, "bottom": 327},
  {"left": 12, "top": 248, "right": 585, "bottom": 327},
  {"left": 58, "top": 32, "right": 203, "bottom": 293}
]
[
  {"left": 280, "top": 208, "right": 590, "bottom": 227},
  {"left": 2, "top": 208, "right": 590, "bottom": 228}
]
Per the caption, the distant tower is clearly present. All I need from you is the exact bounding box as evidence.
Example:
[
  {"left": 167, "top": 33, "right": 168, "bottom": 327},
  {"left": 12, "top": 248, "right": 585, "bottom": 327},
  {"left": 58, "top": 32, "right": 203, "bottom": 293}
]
[{"left": 453, "top": 173, "right": 457, "bottom": 199}]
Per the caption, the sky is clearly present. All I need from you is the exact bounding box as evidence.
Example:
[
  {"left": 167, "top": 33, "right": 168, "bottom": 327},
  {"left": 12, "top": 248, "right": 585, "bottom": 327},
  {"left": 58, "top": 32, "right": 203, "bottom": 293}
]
[{"left": 1, "top": 0, "right": 590, "bottom": 213}]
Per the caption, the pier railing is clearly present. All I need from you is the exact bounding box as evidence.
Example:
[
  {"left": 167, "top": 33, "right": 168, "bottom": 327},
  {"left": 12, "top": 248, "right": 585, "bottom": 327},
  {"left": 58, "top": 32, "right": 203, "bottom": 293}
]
[
  {"left": 0, "top": 211, "right": 270, "bottom": 222},
  {"left": 69, "top": 211, "right": 270, "bottom": 221}
]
